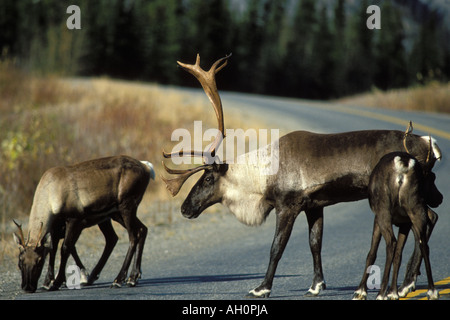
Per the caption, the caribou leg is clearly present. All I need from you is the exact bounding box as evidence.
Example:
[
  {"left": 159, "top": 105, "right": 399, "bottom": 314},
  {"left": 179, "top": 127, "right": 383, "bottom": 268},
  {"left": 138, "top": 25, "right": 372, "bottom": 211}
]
[
  {"left": 399, "top": 207, "right": 438, "bottom": 297},
  {"left": 353, "top": 218, "right": 382, "bottom": 300},
  {"left": 247, "top": 207, "right": 300, "bottom": 298},
  {"left": 86, "top": 220, "right": 118, "bottom": 285},
  {"left": 409, "top": 206, "right": 439, "bottom": 300},
  {"left": 126, "top": 218, "right": 147, "bottom": 286},
  {"left": 42, "top": 230, "right": 60, "bottom": 289},
  {"left": 376, "top": 211, "right": 397, "bottom": 300},
  {"left": 49, "top": 220, "right": 83, "bottom": 291},
  {"left": 70, "top": 245, "right": 90, "bottom": 285},
  {"left": 304, "top": 207, "right": 326, "bottom": 296},
  {"left": 111, "top": 205, "right": 141, "bottom": 288},
  {"left": 387, "top": 224, "right": 410, "bottom": 300}
]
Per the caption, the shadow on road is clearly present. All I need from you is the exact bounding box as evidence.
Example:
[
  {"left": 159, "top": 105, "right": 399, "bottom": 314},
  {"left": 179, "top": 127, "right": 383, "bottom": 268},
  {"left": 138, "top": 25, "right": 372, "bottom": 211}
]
[{"left": 139, "top": 273, "right": 265, "bottom": 286}]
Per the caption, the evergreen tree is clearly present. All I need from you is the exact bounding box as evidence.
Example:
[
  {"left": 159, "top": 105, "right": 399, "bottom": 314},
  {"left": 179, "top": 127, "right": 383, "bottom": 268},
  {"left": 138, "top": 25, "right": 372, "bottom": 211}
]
[
  {"left": 109, "top": 0, "right": 145, "bottom": 79},
  {"left": 345, "top": 0, "right": 374, "bottom": 95},
  {"left": 0, "top": 0, "right": 19, "bottom": 56},
  {"left": 331, "top": 0, "right": 348, "bottom": 97},
  {"left": 311, "top": 5, "right": 334, "bottom": 99},
  {"left": 80, "top": 0, "right": 116, "bottom": 76},
  {"left": 374, "top": 1, "right": 408, "bottom": 90},
  {"left": 284, "top": 0, "right": 317, "bottom": 98},
  {"left": 234, "top": 0, "right": 265, "bottom": 93},
  {"left": 257, "top": 0, "right": 288, "bottom": 95},
  {"left": 409, "top": 10, "right": 446, "bottom": 83},
  {"left": 142, "top": 0, "right": 183, "bottom": 84},
  {"left": 185, "top": 0, "right": 231, "bottom": 65}
]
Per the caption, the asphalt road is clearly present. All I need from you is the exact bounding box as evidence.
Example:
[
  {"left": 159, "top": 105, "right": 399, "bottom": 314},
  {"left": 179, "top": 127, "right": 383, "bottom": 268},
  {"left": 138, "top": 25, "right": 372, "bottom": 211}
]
[{"left": 15, "top": 88, "right": 450, "bottom": 302}]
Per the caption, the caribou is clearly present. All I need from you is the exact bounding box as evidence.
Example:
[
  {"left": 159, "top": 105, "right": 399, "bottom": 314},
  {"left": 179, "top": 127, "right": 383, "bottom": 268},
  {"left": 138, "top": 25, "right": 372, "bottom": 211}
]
[
  {"left": 161, "top": 54, "right": 442, "bottom": 298},
  {"left": 13, "top": 219, "right": 114, "bottom": 290},
  {"left": 353, "top": 152, "right": 442, "bottom": 300},
  {"left": 13, "top": 155, "right": 155, "bottom": 293}
]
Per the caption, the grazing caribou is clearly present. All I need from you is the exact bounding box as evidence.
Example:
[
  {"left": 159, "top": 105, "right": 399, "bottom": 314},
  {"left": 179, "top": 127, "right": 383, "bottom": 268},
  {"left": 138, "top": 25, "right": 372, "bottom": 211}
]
[
  {"left": 161, "top": 54, "right": 442, "bottom": 297},
  {"left": 13, "top": 155, "right": 155, "bottom": 293},
  {"left": 13, "top": 219, "right": 115, "bottom": 290},
  {"left": 353, "top": 152, "right": 442, "bottom": 300}
]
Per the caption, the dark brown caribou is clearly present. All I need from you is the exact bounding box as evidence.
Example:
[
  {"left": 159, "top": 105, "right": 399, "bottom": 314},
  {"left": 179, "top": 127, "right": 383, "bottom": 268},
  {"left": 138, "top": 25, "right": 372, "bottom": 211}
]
[
  {"left": 353, "top": 152, "right": 442, "bottom": 300},
  {"left": 161, "top": 54, "right": 442, "bottom": 297},
  {"left": 13, "top": 155, "right": 155, "bottom": 293}
]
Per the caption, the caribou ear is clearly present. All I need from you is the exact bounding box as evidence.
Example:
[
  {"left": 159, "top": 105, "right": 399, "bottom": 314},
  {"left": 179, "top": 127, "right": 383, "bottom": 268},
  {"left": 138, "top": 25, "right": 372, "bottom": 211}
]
[
  {"left": 39, "top": 233, "right": 52, "bottom": 250},
  {"left": 12, "top": 219, "right": 25, "bottom": 249},
  {"left": 214, "top": 163, "right": 229, "bottom": 174}
]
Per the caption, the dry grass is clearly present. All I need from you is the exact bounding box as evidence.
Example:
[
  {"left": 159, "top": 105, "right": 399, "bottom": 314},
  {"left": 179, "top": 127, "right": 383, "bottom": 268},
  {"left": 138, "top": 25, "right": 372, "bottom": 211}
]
[
  {"left": 0, "top": 61, "right": 268, "bottom": 261},
  {"left": 337, "top": 82, "right": 450, "bottom": 114}
]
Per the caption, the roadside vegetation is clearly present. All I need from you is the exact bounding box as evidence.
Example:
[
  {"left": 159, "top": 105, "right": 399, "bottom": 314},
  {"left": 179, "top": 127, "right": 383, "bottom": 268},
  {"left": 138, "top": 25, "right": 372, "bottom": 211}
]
[{"left": 337, "top": 81, "right": 450, "bottom": 114}]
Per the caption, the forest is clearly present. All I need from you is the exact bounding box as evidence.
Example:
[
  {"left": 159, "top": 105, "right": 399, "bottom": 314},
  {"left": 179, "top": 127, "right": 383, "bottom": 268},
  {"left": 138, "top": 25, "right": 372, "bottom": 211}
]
[{"left": 0, "top": 0, "right": 449, "bottom": 99}]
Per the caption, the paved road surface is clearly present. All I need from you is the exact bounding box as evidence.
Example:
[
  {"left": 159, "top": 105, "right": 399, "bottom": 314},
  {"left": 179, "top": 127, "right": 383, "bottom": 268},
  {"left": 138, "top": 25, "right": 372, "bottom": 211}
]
[{"left": 15, "top": 88, "right": 450, "bottom": 301}]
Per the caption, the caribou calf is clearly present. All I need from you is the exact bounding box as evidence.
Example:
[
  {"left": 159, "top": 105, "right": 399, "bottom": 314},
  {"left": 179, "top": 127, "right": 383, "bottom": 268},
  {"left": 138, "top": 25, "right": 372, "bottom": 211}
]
[
  {"left": 353, "top": 152, "right": 442, "bottom": 300},
  {"left": 13, "top": 155, "right": 155, "bottom": 293}
]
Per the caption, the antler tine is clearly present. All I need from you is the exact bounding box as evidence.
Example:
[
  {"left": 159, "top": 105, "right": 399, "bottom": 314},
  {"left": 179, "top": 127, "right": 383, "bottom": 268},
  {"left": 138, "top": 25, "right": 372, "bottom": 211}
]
[
  {"left": 162, "top": 161, "right": 213, "bottom": 175},
  {"left": 35, "top": 222, "right": 44, "bottom": 248},
  {"left": 160, "top": 161, "right": 212, "bottom": 197},
  {"left": 403, "top": 121, "right": 413, "bottom": 154},
  {"left": 13, "top": 219, "right": 26, "bottom": 245},
  {"left": 405, "top": 121, "right": 413, "bottom": 135},
  {"left": 426, "top": 134, "right": 432, "bottom": 164},
  {"left": 210, "top": 54, "right": 231, "bottom": 74},
  {"left": 162, "top": 148, "right": 205, "bottom": 160}
]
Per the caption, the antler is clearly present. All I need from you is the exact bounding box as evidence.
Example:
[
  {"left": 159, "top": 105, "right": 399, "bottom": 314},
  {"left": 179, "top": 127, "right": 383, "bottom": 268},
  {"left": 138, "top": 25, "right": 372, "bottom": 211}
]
[
  {"left": 35, "top": 222, "right": 44, "bottom": 248},
  {"left": 160, "top": 162, "right": 213, "bottom": 197},
  {"left": 13, "top": 219, "right": 26, "bottom": 246},
  {"left": 426, "top": 134, "right": 433, "bottom": 164},
  {"left": 161, "top": 54, "right": 231, "bottom": 197},
  {"left": 403, "top": 121, "right": 413, "bottom": 154},
  {"left": 163, "top": 53, "right": 231, "bottom": 163}
]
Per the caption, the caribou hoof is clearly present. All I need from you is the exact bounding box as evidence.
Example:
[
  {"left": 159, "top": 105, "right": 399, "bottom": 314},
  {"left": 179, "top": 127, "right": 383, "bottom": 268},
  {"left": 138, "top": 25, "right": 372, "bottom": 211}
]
[
  {"left": 80, "top": 268, "right": 89, "bottom": 285},
  {"left": 304, "top": 281, "right": 326, "bottom": 297},
  {"left": 246, "top": 288, "right": 271, "bottom": 298},
  {"left": 398, "top": 281, "right": 416, "bottom": 298},
  {"left": 42, "top": 280, "right": 54, "bottom": 291},
  {"left": 85, "top": 274, "right": 100, "bottom": 286},
  {"left": 427, "top": 289, "right": 439, "bottom": 300},
  {"left": 386, "top": 290, "right": 400, "bottom": 300},
  {"left": 48, "top": 284, "right": 61, "bottom": 291},
  {"left": 126, "top": 278, "right": 138, "bottom": 287},
  {"left": 110, "top": 281, "right": 122, "bottom": 289},
  {"left": 352, "top": 289, "right": 367, "bottom": 300}
]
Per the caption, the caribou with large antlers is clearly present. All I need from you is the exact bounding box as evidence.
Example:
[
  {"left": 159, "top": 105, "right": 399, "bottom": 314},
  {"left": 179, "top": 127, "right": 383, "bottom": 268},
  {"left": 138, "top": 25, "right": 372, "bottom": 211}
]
[
  {"left": 13, "top": 155, "right": 155, "bottom": 293},
  {"left": 162, "top": 54, "right": 442, "bottom": 298}
]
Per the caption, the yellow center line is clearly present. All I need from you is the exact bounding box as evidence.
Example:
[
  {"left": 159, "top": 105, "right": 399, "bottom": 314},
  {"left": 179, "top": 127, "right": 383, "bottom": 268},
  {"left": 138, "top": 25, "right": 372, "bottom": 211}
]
[{"left": 401, "top": 276, "right": 450, "bottom": 300}]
